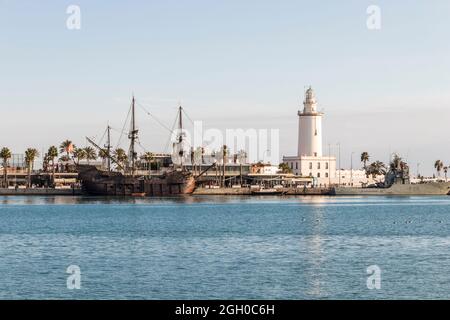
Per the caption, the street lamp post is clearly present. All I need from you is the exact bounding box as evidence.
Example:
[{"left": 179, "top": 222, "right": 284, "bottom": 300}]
[
  {"left": 350, "top": 151, "right": 355, "bottom": 186},
  {"left": 328, "top": 144, "right": 331, "bottom": 187},
  {"left": 337, "top": 143, "right": 341, "bottom": 186}
]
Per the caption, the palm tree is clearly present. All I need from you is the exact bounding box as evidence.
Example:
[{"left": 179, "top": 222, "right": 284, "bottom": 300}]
[
  {"left": 140, "top": 152, "right": 154, "bottom": 171},
  {"left": 367, "top": 161, "right": 387, "bottom": 181},
  {"left": 83, "top": 147, "right": 97, "bottom": 164},
  {"left": 190, "top": 147, "right": 201, "bottom": 175},
  {"left": 190, "top": 147, "right": 195, "bottom": 167},
  {"left": 59, "top": 155, "right": 71, "bottom": 162},
  {"left": 98, "top": 149, "right": 108, "bottom": 159},
  {"left": 361, "top": 152, "right": 370, "bottom": 169},
  {"left": 0, "top": 147, "right": 12, "bottom": 188},
  {"left": 237, "top": 149, "right": 247, "bottom": 185},
  {"left": 390, "top": 154, "right": 404, "bottom": 170},
  {"left": 113, "top": 148, "right": 128, "bottom": 170},
  {"left": 201, "top": 147, "right": 205, "bottom": 164},
  {"left": 59, "top": 140, "right": 75, "bottom": 159},
  {"left": 98, "top": 148, "right": 109, "bottom": 169},
  {"left": 24, "top": 148, "right": 39, "bottom": 188},
  {"left": 73, "top": 148, "right": 87, "bottom": 165},
  {"left": 42, "top": 153, "right": 49, "bottom": 172},
  {"left": 435, "top": 160, "right": 444, "bottom": 178},
  {"left": 221, "top": 145, "right": 228, "bottom": 187},
  {"left": 279, "top": 162, "right": 292, "bottom": 174},
  {"left": 47, "top": 146, "right": 58, "bottom": 185}
]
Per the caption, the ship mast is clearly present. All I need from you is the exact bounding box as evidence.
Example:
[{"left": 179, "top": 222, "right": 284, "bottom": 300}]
[
  {"left": 128, "top": 96, "right": 138, "bottom": 176},
  {"left": 105, "top": 124, "right": 112, "bottom": 172},
  {"left": 178, "top": 105, "right": 184, "bottom": 170}
]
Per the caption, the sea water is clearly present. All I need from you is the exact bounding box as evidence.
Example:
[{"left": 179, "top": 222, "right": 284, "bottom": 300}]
[{"left": 0, "top": 195, "right": 450, "bottom": 299}]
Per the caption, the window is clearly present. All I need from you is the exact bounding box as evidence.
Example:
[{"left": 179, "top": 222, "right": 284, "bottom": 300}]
[
  {"left": 317, "top": 163, "right": 321, "bottom": 169},
  {"left": 325, "top": 172, "right": 329, "bottom": 178},
  {"left": 296, "top": 162, "right": 298, "bottom": 169},
  {"left": 290, "top": 162, "right": 293, "bottom": 169},
  {"left": 317, "top": 173, "right": 321, "bottom": 178},
  {"left": 309, "top": 162, "right": 312, "bottom": 169},
  {"left": 309, "top": 172, "right": 312, "bottom": 177},
  {"left": 314, "top": 152, "right": 317, "bottom": 157},
  {"left": 325, "top": 162, "right": 329, "bottom": 169}
]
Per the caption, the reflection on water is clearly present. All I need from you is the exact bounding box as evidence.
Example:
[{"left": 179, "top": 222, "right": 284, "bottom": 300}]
[
  {"left": 306, "top": 205, "right": 326, "bottom": 297},
  {"left": 0, "top": 195, "right": 243, "bottom": 206},
  {"left": 4, "top": 194, "right": 449, "bottom": 206},
  {"left": 1, "top": 195, "right": 337, "bottom": 206}
]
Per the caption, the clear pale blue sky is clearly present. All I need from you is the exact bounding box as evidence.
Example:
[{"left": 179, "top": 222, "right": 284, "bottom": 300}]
[{"left": 1, "top": 0, "right": 450, "bottom": 174}]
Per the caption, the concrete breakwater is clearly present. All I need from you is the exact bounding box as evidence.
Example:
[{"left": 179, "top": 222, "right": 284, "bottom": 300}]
[
  {"left": 332, "top": 182, "right": 450, "bottom": 196},
  {"left": 193, "top": 187, "right": 331, "bottom": 196}
]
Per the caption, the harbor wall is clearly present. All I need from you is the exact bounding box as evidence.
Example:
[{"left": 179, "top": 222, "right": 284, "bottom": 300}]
[
  {"left": 332, "top": 182, "right": 450, "bottom": 196},
  {"left": 193, "top": 188, "right": 252, "bottom": 195},
  {"left": 0, "top": 186, "right": 331, "bottom": 196},
  {"left": 193, "top": 187, "right": 331, "bottom": 196},
  {"left": 0, "top": 188, "right": 83, "bottom": 196}
]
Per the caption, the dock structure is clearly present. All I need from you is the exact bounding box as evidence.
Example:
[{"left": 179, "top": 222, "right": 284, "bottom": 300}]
[
  {"left": 1, "top": 170, "right": 78, "bottom": 187},
  {"left": 0, "top": 167, "right": 80, "bottom": 194},
  {"left": 193, "top": 187, "right": 331, "bottom": 196},
  {"left": 0, "top": 187, "right": 82, "bottom": 196},
  {"left": 1, "top": 161, "right": 329, "bottom": 196}
]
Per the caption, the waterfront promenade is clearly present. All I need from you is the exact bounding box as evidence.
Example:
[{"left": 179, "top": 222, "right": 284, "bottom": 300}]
[
  {"left": 193, "top": 187, "right": 331, "bottom": 196},
  {"left": 0, "top": 188, "right": 82, "bottom": 196},
  {"left": 0, "top": 187, "right": 330, "bottom": 196}
]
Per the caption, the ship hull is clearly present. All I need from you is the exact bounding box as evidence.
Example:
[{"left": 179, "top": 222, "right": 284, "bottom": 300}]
[
  {"left": 331, "top": 182, "right": 450, "bottom": 196},
  {"left": 78, "top": 165, "right": 195, "bottom": 196}
]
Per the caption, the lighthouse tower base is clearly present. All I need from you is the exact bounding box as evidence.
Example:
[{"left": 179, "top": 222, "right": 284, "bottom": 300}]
[{"left": 283, "top": 155, "right": 337, "bottom": 187}]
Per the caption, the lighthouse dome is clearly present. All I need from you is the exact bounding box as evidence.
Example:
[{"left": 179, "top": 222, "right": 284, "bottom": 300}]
[
  {"left": 303, "top": 86, "right": 317, "bottom": 112},
  {"left": 305, "top": 87, "right": 316, "bottom": 104}
]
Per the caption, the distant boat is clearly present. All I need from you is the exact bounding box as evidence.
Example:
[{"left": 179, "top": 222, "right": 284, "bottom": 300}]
[{"left": 78, "top": 164, "right": 196, "bottom": 196}]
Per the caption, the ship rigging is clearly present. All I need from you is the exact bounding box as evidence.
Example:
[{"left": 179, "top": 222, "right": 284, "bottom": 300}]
[{"left": 78, "top": 95, "right": 215, "bottom": 196}]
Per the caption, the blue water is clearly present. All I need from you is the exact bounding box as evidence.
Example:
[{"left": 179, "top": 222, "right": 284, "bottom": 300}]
[{"left": 1, "top": 195, "right": 450, "bottom": 299}]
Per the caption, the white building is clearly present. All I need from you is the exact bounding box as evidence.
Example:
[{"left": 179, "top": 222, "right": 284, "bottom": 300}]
[
  {"left": 283, "top": 87, "right": 337, "bottom": 186},
  {"left": 251, "top": 163, "right": 280, "bottom": 175},
  {"left": 336, "top": 169, "right": 382, "bottom": 187}
]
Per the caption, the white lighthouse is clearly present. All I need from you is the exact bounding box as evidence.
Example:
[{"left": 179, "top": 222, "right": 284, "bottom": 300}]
[
  {"left": 283, "top": 87, "right": 336, "bottom": 185},
  {"left": 298, "top": 87, "right": 323, "bottom": 157}
]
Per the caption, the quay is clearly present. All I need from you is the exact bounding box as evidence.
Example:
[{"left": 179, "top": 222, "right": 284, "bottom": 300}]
[
  {"left": 193, "top": 187, "right": 331, "bottom": 196},
  {"left": 0, "top": 187, "right": 330, "bottom": 196},
  {"left": 0, "top": 187, "right": 82, "bottom": 196},
  {"left": 0, "top": 186, "right": 331, "bottom": 197}
]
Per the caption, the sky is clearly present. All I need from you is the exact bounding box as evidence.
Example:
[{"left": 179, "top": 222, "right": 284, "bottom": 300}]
[{"left": 1, "top": 0, "right": 450, "bottom": 175}]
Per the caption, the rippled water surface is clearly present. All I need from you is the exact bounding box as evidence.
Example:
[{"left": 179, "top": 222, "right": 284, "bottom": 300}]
[{"left": 1, "top": 195, "right": 450, "bottom": 299}]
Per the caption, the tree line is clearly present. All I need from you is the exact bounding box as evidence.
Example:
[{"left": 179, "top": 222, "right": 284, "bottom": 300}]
[{"left": 0, "top": 139, "right": 157, "bottom": 188}]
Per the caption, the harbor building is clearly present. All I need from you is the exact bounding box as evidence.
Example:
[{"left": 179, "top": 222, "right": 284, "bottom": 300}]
[
  {"left": 282, "top": 87, "right": 383, "bottom": 187},
  {"left": 283, "top": 87, "right": 337, "bottom": 186}
]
